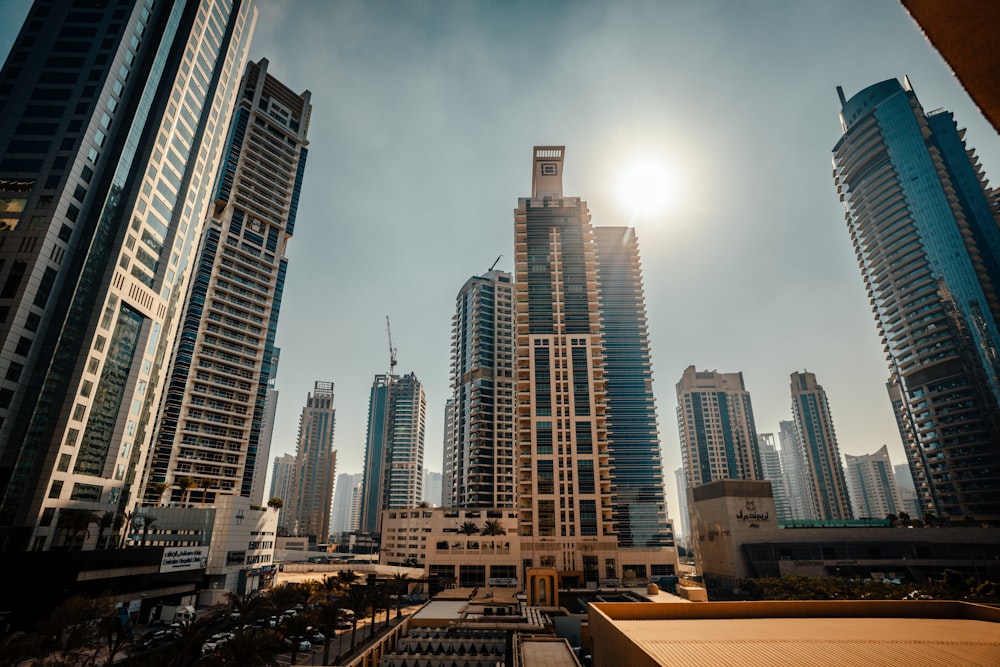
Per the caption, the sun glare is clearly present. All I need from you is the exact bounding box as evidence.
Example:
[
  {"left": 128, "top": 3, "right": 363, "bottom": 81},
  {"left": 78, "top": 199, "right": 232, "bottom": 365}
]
[{"left": 618, "top": 158, "right": 677, "bottom": 218}]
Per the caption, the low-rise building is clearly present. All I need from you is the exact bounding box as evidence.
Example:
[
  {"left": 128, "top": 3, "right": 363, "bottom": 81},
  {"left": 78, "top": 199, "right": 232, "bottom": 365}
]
[
  {"left": 127, "top": 495, "right": 279, "bottom": 605},
  {"left": 690, "top": 479, "right": 1000, "bottom": 593}
]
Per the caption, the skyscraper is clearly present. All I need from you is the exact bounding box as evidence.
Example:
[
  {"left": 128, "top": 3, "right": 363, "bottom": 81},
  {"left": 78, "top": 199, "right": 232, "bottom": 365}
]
[
  {"left": 845, "top": 445, "right": 904, "bottom": 520},
  {"left": 834, "top": 77, "right": 1000, "bottom": 519},
  {"left": 444, "top": 270, "right": 515, "bottom": 508},
  {"left": 789, "top": 371, "right": 853, "bottom": 521},
  {"left": 676, "top": 366, "right": 763, "bottom": 488},
  {"left": 515, "top": 146, "right": 618, "bottom": 584},
  {"left": 360, "top": 372, "right": 426, "bottom": 534},
  {"left": 758, "top": 433, "right": 792, "bottom": 522},
  {"left": 143, "top": 59, "right": 310, "bottom": 508},
  {"left": 423, "top": 470, "right": 442, "bottom": 507},
  {"left": 269, "top": 452, "right": 295, "bottom": 532},
  {"left": 290, "top": 381, "right": 336, "bottom": 541},
  {"left": 593, "top": 226, "right": 672, "bottom": 547},
  {"left": 778, "top": 418, "right": 813, "bottom": 520},
  {"left": 331, "top": 472, "right": 362, "bottom": 534},
  {"left": 0, "top": 0, "right": 256, "bottom": 551},
  {"left": 674, "top": 466, "right": 690, "bottom": 542}
]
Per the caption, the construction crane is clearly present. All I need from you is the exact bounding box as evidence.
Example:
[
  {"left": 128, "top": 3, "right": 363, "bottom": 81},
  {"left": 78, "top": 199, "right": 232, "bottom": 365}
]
[
  {"left": 489, "top": 255, "right": 502, "bottom": 272},
  {"left": 386, "top": 315, "right": 397, "bottom": 377}
]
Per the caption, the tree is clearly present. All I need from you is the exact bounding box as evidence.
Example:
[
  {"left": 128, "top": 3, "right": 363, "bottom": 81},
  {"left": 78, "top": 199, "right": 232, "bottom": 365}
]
[
  {"left": 389, "top": 572, "right": 412, "bottom": 618},
  {"left": 308, "top": 597, "right": 345, "bottom": 666},
  {"left": 342, "top": 586, "right": 370, "bottom": 653},
  {"left": 197, "top": 477, "right": 215, "bottom": 505},
  {"left": 267, "top": 497, "right": 283, "bottom": 508},
  {"left": 55, "top": 508, "right": 97, "bottom": 551},
  {"left": 146, "top": 481, "right": 168, "bottom": 506},
  {"left": 95, "top": 511, "right": 116, "bottom": 550},
  {"left": 31, "top": 595, "right": 127, "bottom": 666},
  {"left": 138, "top": 514, "right": 158, "bottom": 547},
  {"left": 177, "top": 476, "right": 196, "bottom": 506},
  {"left": 225, "top": 591, "right": 274, "bottom": 624},
  {"left": 280, "top": 614, "right": 310, "bottom": 665},
  {"left": 212, "top": 627, "right": 281, "bottom": 666},
  {"left": 418, "top": 500, "right": 431, "bottom": 508},
  {"left": 480, "top": 519, "right": 506, "bottom": 536},
  {"left": 336, "top": 569, "right": 359, "bottom": 590},
  {"left": 458, "top": 521, "right": 479, "bottom": 535}
]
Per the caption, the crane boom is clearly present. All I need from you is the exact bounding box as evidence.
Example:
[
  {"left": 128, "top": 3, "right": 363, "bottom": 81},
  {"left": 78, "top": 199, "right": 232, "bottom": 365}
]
[
  {"left": 489, "top": 255, "right": 502, "bottom": 272},
  {"left": 386, "top": 315, "right": 397, "bottom": 376}
]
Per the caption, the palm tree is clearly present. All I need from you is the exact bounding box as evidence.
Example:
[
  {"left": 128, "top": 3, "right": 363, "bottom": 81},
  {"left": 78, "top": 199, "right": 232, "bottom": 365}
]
[
  {"left": 480, "top": 519, "right": 506, "bottom": 536},
  {"left": 213, "top": 627, "right": 280, "bottom": 666},
  {"left": 281, "top": 614, "right": 310, "bottom": 665},
  {"left": 225, "top": 591, "right": 274, "bottom": 624},
  {"left": 95, "top": 510, "right": 115, "bottom": 550},
  {"left": 390, "top": 572, "right": 411, "bottom": 618},
  {"left": 336, "top": 569, "right": 359, "bottom": 590},
  {"left": 342, "top": 585, "right": 370, "bottom": 653},
  {"left": 56, "top": 508, "right": 97, "bottom": 550},
  {"left": 267, "top": 497, "right": 283, "bottom": 508},
  {"left": 197, "top": 477, "right": 215, "bottom": 505},
  {"left": 458, "top": 520, "right": 479, "bottom": 535},
  {"left": 308, "top": 597, "right": 345, "bottom": 666},
  {"left": 177, "top": 475, "right": 196, "bottom": 505},
  {"left": 119, "top": 509, "right": 137, "bottom": 548},
  {"left": 146, "top": 481, "right": 168, "bottom": 506},
  {"left": 139, "top": 513, "right": 158, "bottom": 547}
]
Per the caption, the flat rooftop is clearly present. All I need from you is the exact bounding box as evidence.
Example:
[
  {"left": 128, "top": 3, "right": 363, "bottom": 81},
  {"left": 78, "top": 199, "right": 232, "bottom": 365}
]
[{"left": 590, "top": 600, "right": 1000, "bottom": 667}]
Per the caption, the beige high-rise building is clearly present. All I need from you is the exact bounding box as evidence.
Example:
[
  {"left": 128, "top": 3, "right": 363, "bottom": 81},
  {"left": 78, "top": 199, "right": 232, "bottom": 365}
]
[
  {"left": 845, "top": 445, "right": 904, "bottom": 520},
  {"left": 790, "top": 371, "right": 853, "bottom": 521},
  {"left": 515, "top": 147, "right": 618, "bottom": 586},
  {"left": 676, "top": 366, "right": 763, "bottom": 489}
]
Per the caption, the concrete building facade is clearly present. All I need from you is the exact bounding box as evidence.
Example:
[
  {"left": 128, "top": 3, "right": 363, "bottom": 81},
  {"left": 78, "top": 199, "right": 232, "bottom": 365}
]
[
  {"left": 0, "top": 0, "right": 256, "bottom": 552},
  {"left": 790, "top": 371, "right": 853, "bottom": 521},
  {"left": 143, "top": 58, "right": 310, "bottom": 508},
  {"left": 444, "top": 270, "right": 515, "bottom": 508},
  {"left": 676, "top": 366, "right": 763, "bottom": 488},
  {"left": 845, "top": 444, "right": 905, "bottom": 520},
  {"left": 289, "top": 381, "right": 336, "bottom": 541}
]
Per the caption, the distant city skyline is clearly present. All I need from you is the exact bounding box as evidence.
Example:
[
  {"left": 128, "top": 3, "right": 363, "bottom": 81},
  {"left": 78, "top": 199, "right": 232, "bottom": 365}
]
[{"left": 3, "top": 0, "right": 998, "bottom": 521}]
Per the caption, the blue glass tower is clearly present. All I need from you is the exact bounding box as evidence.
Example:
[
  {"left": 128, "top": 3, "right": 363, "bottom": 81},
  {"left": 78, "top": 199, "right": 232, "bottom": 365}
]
[
  {"left": 833, "top": 77, "right": 1000, "bottom": 519},
  {"left": 594, "top": 227, "right": 672, "bottom": 547}
]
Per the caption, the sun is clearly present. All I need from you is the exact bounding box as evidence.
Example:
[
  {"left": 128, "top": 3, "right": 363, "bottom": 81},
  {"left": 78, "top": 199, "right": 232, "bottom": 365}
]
[{"left": 617, "top": 158, "right": 677, "bottom": 218}]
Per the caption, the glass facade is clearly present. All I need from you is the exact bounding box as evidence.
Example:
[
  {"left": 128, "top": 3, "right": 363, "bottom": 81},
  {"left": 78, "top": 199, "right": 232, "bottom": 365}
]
[{"left": 834, "top": 78, "right": 1000, "bottom": 518}]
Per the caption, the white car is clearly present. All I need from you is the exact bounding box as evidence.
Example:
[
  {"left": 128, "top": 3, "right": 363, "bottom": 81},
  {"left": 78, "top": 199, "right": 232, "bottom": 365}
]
[{"left": 297, "top": 639, "right": 311, "bottom": 651}]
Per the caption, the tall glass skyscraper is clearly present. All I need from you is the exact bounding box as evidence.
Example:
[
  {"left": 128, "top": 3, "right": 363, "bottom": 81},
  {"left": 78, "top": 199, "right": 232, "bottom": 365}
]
[
  {"left": 444, "top": 270, "right": 515, "bottom": 508},
  {"left": 515, "top": 147, "right": 675, "bottom": 586},
  {"left": 833, "top": 77, "right": 1000, "bottom": 519},
  {"left": 593, "top": 227, "right": 672, "bottom": 548},
  {"left": 289, "top": 381, "right": 336, "bottom": 541},
  {"left": 360, "top": 372, "right": 426, "bottom": 534},
  {"left": 142, "top": 58, "right": 310, "bottom": 508},
  {"left": 0, "top": 0, "right": 256, "bottom": 551}
]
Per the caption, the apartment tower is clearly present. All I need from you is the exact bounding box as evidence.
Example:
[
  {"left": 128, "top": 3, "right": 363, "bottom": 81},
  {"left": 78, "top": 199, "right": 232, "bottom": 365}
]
[
  {"left": 143, "top": 59, "right": 310, "bottom": 508},
  {"left": 834, "top": 77, "right": 1000, "bottom": 518},
  {"left": 777, "top": 419, "right": 813, "bottom": 520},
  {"left": 790, "top": 371, "right": 853, "bottom": 520},
  {"left": 593, "top": 226, "right": 672, "bottom": 547},
  {"left": 444, "top": 270, "right": 515, "bottom": 508},
  {"left": 360, "top": 372, "right": 426, "bottom": 534},
  {"left": 514, "top": 146, "right": 618, "bottom": 585},
  {"left": 758, "top": 433, "right": 792, "bottom": 522},
  {"left": 845, "top": 445, "right": 904, "bottom": 520},
  {"left": 676, "top": 366, "right": 763, "bottom": 488},
  {"left": 0, "top": 0, "right": 256, "bottom": 551},
  {"left": 290, "top": 381, "right": 336, "bottom": 541},
  {"left": 269, "top": 452, "right": 295, "bottom": 532}
]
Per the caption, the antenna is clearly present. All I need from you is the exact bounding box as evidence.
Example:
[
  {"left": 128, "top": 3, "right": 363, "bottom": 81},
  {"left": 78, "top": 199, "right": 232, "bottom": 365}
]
[
  {"left": 489, "top": 255, "right": 502, "bottom": 272},
  {"left": 386, "top": 315, "right": 397, "bottom": 376}
]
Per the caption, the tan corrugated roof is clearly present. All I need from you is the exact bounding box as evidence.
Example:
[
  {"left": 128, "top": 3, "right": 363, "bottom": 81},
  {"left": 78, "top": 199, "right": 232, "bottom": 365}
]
[
  {"left": 618, "top": 617, "right": 1000, "bottom": 666},
  {"left": 520, "top": 637, "right": 580, "bottom": 667}
]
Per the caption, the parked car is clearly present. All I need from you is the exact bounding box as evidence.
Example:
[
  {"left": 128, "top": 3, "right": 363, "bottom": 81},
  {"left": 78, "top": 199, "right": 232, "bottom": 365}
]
[
  {"left": 307, "top": 631, "right": 325, "bottom": 643},
  {"left": 297, "top": 639, "right": 312, "bottom": 651}
]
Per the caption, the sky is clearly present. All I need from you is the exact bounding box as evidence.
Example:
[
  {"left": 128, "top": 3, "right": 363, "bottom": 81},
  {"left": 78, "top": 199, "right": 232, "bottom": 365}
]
[{"left": 2, "top": 1, "right": 1000, "bottom": 524}]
